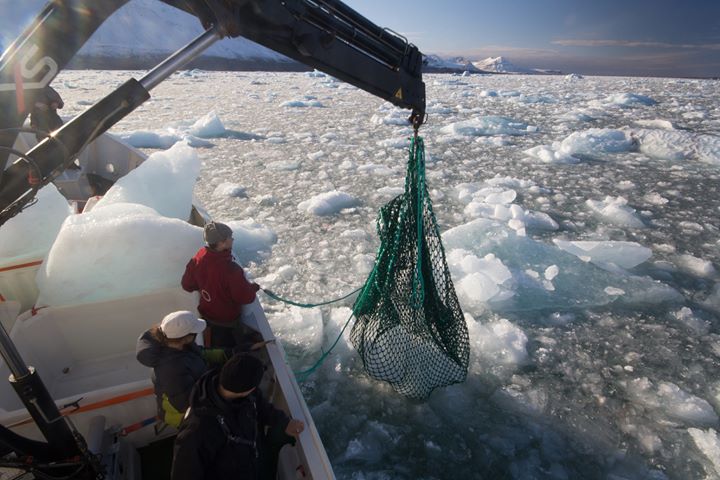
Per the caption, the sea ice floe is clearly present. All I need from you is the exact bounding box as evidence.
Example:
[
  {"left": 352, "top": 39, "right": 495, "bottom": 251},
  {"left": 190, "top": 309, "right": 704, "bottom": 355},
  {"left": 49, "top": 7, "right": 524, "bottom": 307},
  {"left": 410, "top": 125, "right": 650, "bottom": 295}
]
[
  {"left": 442, "top": 219, "right": 680, "bottom": 313},
  {"left": 595, "top": 93, "right": 658, "bottom": 108},
  {"left": 370, "top": 106, "right": 410, "bottom": 126},
  {"left": 226, "top": 218, "right": 277, "bottom": 260},
  {"left": 212, "top": 182, "right": 246, "bottom": 198},
  {"left": 675, "top": 254, "right": 718, "bottom": 279},
  {"left": 297, "top": 190, "right": 361, "bottom": 216},
  {"left": 524, "top": 128, "right": 636, "bottom": 164},
  {"left": 455, "top": 179, "right": 558, "bottom": 234},
  {"left": 270, "top": 306, "right": 324, "bottom": 353},
  {"left": 119, "top": 111, "right": 262, "bottom": 147},
  {"left": 305, "top": 69, "right": 326, "bottom": 78},
  {"left": 466, "top": 314, "right": 528, "bottom": 372},
  {"left": 552, "top": 240, "right": 652, "bottom": 270},
  {"left": 119, "top": 130, "right": 211, "bottom": 149},
  {"left": 633, "top": 119, "right": 676, "bottom": 130},
  {"left": 440, "top": 116, "right": 535, "bottom": 138},
  {"left": 624, "top": 377, "right": 718, "bottom": 426},
  {"left": 281, "top": 100, "right": 324, "bottom": 108},
  {"left": 672, "top": 307, "right": 711, "bottom": 336},
  {"left": 688, "top": 428, "right": 720, "bottom": 477},
  {"left": 188, "top": 111, "right": 226, "bottom": 138},
  {"left": 642, "top": 192, "right": 669, "bottom": 205},
  {"left": 585, "top": 196, "right": 645, "bottom": 228}
]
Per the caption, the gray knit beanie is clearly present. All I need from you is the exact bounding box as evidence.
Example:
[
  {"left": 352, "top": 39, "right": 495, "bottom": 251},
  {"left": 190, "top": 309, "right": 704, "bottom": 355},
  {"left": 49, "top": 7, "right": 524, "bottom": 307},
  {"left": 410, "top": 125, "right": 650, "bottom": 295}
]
[{"left": 203, "top": 221, "right": 233, "bottom": 245}]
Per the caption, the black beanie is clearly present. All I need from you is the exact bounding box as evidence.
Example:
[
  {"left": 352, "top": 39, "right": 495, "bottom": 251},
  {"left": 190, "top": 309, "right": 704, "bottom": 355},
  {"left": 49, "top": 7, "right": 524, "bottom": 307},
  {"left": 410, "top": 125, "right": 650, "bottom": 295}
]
[{"left": 220, "top": 354, "right": 264, "bottom": 393}]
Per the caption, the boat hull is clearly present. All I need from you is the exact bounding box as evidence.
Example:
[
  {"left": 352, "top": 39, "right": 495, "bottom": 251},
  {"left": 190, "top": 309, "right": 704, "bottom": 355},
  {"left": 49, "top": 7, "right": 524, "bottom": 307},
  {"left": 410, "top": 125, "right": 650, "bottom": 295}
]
[{"left": 0, "top": 290, "right": 335, "bottom": 479}]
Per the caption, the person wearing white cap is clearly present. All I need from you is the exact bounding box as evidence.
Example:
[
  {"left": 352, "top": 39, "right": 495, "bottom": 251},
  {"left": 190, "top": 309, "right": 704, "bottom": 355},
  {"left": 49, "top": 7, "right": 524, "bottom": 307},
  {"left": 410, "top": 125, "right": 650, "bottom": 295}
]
[{"left": 136, "top": 310, "right": 230, "bottom": 428}]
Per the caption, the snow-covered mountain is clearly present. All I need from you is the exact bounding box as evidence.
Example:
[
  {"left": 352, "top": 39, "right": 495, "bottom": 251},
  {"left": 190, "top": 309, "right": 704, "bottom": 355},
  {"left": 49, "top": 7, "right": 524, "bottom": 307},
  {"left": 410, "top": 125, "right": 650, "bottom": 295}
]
[
  {"left": 422, "top": 54, "right": 554, "bottom": 75},
  {"left": 472, "top": 56, "right": 539, "bottom": 74},
  {"left": 0, "top": 0, "right": 296, "bottom": 69},
  {"left": 423, "top": 55, "right": 488, "bottom": 73}
]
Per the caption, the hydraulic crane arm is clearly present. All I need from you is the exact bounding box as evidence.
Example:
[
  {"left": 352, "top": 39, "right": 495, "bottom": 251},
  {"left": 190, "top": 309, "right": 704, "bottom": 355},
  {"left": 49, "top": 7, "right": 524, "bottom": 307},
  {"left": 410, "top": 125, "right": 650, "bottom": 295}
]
[{"left": 0, "top": 0, "right": 426, "bottom": 227}]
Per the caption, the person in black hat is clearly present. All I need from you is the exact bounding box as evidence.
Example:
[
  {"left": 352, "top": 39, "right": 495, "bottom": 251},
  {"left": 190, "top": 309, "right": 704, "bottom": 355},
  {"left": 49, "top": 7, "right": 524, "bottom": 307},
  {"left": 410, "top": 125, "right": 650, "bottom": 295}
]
[
  {"left": 171, "top": 354, "right": 304, "bottom": 480},
  {"left": 182, "top": 221, "right": 261, "bottom": 348}
]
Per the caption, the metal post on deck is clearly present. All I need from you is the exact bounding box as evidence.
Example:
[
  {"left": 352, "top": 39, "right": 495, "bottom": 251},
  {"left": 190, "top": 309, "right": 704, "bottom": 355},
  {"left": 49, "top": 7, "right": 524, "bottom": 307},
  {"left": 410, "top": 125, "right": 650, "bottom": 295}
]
[{"left": 0, "top": 322, "right": 80, "bottom": 459}]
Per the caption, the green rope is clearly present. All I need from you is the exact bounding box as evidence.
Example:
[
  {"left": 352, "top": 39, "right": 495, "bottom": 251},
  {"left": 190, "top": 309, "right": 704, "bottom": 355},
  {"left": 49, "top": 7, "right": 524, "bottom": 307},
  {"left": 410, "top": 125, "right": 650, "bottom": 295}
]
[
  {"left": 261, "top": 286, "right": 363, "bottom": 308},
  {"left": 260, "top": 286, "right": 362, "bottom": 381},
  {"left": 262, "top": 135, "right": 433, "bottom": 383},
  {"left": 410, "top": 136, "right": 426, "bottom": 309},
  {"left": 293, "top": 309, "right": 356, "bottom": 382}
]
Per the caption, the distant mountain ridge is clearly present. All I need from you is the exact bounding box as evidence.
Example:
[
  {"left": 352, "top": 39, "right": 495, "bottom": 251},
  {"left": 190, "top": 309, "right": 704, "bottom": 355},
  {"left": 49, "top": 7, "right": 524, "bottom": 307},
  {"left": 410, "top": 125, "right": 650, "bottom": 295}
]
[
  {"left": 0, "top": 0, "right": 298, "bottom": 70},
  {"left": 423, "top": 55, "right": 487, "bottom": 73},
  {"left": 424, "top": 55, "right": 561, "bottom": 75}
]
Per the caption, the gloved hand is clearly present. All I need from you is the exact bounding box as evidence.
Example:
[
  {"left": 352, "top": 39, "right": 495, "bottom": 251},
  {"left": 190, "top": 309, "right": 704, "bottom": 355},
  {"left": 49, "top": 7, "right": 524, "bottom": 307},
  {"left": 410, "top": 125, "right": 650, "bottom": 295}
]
[
  {"left": 232, "top": 339, "right": 273, "bottom": 354},
  {"left": 252, "top": 283, "right": 261, "bottom": 292}
]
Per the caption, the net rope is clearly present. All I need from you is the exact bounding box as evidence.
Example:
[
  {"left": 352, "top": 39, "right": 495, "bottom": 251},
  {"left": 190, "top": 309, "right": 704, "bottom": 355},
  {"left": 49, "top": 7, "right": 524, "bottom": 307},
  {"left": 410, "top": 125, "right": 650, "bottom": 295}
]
[
  {"left": 264, "top": 136, "right": 469, "bottom": 398},
  {"left": 350, "top": 135, "right": 469, "bottom": 399}
]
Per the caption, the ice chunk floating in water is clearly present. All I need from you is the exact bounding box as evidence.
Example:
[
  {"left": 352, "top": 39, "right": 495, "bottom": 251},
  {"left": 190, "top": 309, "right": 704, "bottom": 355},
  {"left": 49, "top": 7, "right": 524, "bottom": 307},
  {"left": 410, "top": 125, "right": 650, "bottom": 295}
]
[
  {"left": 442, "top": 219, "right": 680, "bottom": 314},
  {"left": 553, "top": 240, "right": 652, "bottom": 270},
  {"left": 297, "top": 190, "right": 360, "bottom": 216}
]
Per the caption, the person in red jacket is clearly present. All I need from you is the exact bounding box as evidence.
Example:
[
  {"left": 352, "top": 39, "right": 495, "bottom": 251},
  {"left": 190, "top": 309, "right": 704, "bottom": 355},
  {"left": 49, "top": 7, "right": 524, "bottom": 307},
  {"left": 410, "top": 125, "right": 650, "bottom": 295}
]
[{"left": 182, "top": 222, "right": 261, "bottom": 347}]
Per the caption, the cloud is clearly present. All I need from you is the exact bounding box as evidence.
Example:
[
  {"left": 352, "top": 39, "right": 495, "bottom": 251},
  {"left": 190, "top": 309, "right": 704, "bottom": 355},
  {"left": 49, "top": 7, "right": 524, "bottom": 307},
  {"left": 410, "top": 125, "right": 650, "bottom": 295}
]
[
  {"left": 438, "top": 45, "right": 562, "bottom": 60},
  {"left": 552, "top": 39, "right": 720, "bottom": 50}
]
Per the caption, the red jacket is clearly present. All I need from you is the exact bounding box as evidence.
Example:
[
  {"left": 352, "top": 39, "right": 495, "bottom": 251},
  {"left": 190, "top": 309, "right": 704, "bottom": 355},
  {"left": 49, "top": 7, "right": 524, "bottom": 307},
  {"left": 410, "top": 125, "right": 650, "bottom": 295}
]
[{"left": 181, "top": 247, "right": 258, "bottom": 324}]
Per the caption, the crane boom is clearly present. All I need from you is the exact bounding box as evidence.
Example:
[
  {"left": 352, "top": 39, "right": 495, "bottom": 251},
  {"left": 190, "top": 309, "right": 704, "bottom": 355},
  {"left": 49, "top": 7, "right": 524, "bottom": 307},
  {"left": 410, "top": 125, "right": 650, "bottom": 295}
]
[{"left": 0, "top": 0, "right": 426, "bottom": 226}]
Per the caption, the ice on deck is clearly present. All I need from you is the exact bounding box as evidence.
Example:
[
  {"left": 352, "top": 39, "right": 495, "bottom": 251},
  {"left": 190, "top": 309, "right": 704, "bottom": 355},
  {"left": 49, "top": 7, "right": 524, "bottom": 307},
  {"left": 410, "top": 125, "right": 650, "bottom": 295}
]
[
  {"left": 35, "top": 203, "right": 204, "bottom": 306},
  {"left": 34, "top": 142, "right": 271, "bottom": 307},
  {"left": 94, "top": 142, "right": 200, "bottom": 220},
  {"left": 0, "top": 185, "right": 72, "bottom": 265}
]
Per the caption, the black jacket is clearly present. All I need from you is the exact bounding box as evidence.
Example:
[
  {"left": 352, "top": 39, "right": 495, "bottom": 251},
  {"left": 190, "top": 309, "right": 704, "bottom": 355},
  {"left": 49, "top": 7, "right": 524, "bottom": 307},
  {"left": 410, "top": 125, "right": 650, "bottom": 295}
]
[
  {"left": 135, "top": 330, "right": 208, "bottom": 413},
  {"left": 171, "top": 370, "right": 290, "bottom": 480}
]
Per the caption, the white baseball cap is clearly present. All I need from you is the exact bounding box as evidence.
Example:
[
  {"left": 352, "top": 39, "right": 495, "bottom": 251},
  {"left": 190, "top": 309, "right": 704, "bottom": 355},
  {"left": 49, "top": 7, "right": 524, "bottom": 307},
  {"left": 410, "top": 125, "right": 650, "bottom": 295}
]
[{"left": 160, "top": 311, "right": 206, "bottom": 339}]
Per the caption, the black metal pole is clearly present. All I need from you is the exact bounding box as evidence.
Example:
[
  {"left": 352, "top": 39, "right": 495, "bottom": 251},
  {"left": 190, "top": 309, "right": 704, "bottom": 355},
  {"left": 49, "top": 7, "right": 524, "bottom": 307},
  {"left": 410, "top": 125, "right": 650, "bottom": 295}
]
[{"left": 0, "top": 322, "right": 80, "bottom": 459}]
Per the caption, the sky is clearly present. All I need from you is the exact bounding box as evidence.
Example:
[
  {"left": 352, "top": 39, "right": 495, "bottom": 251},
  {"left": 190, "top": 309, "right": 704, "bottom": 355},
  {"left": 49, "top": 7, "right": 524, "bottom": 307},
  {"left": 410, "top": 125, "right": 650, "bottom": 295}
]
[
  {"left": 1, "top": 0, "right": 718, "bottom": 78},
  {"left": 344, "top": 0, "right": 720, "bottom": 78}
]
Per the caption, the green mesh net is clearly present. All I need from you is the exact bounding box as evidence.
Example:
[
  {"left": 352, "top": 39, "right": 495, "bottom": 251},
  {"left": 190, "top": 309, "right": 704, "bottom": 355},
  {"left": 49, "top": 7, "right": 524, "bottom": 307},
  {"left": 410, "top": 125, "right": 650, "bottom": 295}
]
[{"left": 351, "top": 136, "right": 470, "bottom": 399}]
